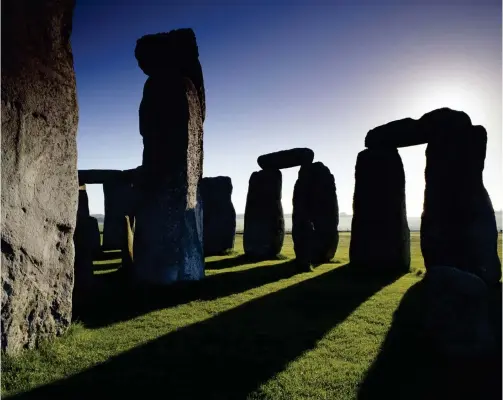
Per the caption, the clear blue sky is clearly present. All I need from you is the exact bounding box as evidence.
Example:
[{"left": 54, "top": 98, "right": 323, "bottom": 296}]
[{"left": 73, "top": 0, "right": 502, "bottom": 216}]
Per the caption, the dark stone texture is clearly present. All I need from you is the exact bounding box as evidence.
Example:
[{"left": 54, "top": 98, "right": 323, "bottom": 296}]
[
  {"left": 292, "top": 162, "right": 339, "bottom": 269},
  {"left": 201, "top": 176, "right": 236, "bottom": 256},
  {"left": 73, "top": 188, "right": 95, "bottom": 311},
  {"left": 133, "top": 29, "right": 205, "bottom": 285},
  {"left": 102, "top": 177, "right": 135, "bottom": 251},
  {"left": 243, "top": 170, "right": 285, "bottom": 259},
  {"left": 257, "top": 148, "right": 314, "bottom": 170},
  {"left": 121, "top": 216, "right": 135, "bottom": 276},
  {"left": 78, "top": 169, "right": 122, "bottom": 185},
  {"left": 421, "top": 123, "right": 501, "bottom": 285},
  {"left": 350, "top": 148, "right": 410, "bottom": 272},
  {"left": 1, "top": 0, "right": 78, "bottom": 354},
  {"left": 88, "top": 217, "right": 101, "bottom": 258},
  {"left": 365, "top": 107, "right": 472, "bottom": 149},
  {"left": 135, "top": 28, "right": 205, "bottom": 121}
]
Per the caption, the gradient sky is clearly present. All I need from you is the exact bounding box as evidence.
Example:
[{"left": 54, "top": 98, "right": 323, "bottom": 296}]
[{"left": 72, "top": 0, "right": 502, "bottom": 216}]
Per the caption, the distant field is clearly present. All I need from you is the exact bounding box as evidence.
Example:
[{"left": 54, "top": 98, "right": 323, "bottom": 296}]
[{"left": 2, "top": 233, "right": 501, "bottom": 399}]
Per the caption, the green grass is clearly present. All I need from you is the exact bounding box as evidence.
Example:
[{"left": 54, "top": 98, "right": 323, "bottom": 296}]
[{"left": 2, "top": 233, "right": 501, "bottom": 399}]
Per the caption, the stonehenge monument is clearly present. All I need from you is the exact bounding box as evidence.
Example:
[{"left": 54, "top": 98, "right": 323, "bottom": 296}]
[
  {"left": 352, "top": 107, "right": 501, "bottom": 283},
  {"left": 257, "top": 148, "right": 314, "bottom": 170},
  {"left": 244, "top": 169, "right": 285, "bottom": 259},
  {"left": 293, "top": 162, "right": 339, "bottom": 268},
  {"left": 201, "top": 176, "right": 236, "bottom": 256},
  {"left": 349, "top": 148, "right": 410, "bottom": 272},
  {"left": 1, "top": 0, "right": 78, "bottom": 353},
  {"left": 132, "top": 29, "right": 205, "bottom": 285}
]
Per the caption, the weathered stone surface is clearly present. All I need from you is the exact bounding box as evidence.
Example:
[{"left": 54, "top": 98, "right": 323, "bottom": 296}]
[
  {"left": 243, "top": 170, "right": 285, "bottom": 259},
  {"left": 135, "top": 28, "right": 205, "bottom": 120},
  {"left": 133, "top": 29, "right": 205, "bottom": 285},
  {"left": 201, "top": 176, "right": 236, "bottom": 256},
  {"left": 365, "top": 107, "right": 472, "bottom": 148},
  {"left": 413, "top": 266, "right": 495, "bottom": 357},
  {"left": 121, "top": 215, "right": 135, "bottom": 276},
  {"left": 1, "top": 0, "right": 78, "bottom": 354},
  {"left": 421, "top": 124, "right": 501, "bottom": 285},
  {"left": 257, "top": 148, "right": 314, "bottom": 170},
  {"left": 292, "top": 162, "right": 339, "bottom": 268},
  {"left": 102, "top": 177, "right": 135, "bottom": 251},
  {"left": 73, "top": 189, "right": 95, "bottom": 310},
  {"left": 349, "top": 148, "right": 410, "bottom": 272}
]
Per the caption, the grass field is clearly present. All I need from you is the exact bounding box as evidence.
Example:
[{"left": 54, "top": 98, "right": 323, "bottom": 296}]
[{"left": 2, "top": 233, "right": 502, "bottom": 399}]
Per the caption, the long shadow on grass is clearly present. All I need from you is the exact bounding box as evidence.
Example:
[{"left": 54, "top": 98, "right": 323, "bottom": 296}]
[
  {"left": 77, "top": 258, "right": 304, "bottom": 329},
  {"left": 9, "top": 264, "right": 403, "bottom": 399},
  {"left": 205, "top": 253, "right": 287, "bottom": 270},
  {"left": 358, "top": 280, "right": 502, "bottom": 400}
]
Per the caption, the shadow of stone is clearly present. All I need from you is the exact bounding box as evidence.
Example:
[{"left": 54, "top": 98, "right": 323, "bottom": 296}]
[
  {"left": 358, "top": 280, "right": 502, "bottom": 400},
  {"left": 75, "top": 258, "right": 306, "bottom": 329},
  {"left": 10, "top": 264, "right": 403, "bottom": 399}
]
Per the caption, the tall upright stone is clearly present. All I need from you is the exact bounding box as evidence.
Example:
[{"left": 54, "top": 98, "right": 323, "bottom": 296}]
[
  {"left": 132, "top": 29, "right": 205, "bottom": 285},
  {"left": 293, "top": 162, "right": 339, "bottom": 268},
  {"left": 201, "top": 176, "right": 236, "bottom": 256},
  {"left": 102, "top": 176, "right": 135, "bottom": 251},
  {"left": 73, "top": 187, "right": 95, "bottom": 309},
  {"left": 1, "top": 0, "right": 78, "bottom": 354},
  {"left": 422, "top": 122, "right": 501, "bottom": 286},
  {"left": 243, "top": 169, "right": 285, "bottom": 259},
  {"left": 349, "top": 148, "right": 410, "bottom": 272}
]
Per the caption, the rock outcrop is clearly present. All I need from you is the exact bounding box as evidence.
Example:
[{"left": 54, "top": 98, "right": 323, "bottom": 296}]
[
  {"left": 257, "top": 148, "right": 314, "bottom": 170},
  {"left": 201, "top": 176, "right": 236, "bottom": 256},
  {"left": 1, "top": 0, "right": 78, "bottom": 354},
  {"left": 349, "top": 148, "right": 410, "bottom": 272},
  {"left": 292, "top": 162, "right": 339, "bottom": 269},
  {"left": 243, "top": 170, "right": 285, "bottom": 259},
  {"left": 132, "top": 29, "right": 205, "bottom": 285}
]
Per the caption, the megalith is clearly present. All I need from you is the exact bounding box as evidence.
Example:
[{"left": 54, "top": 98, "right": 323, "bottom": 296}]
[
  {"left": 421, "top": 116, "right": 501, "bottom": 286},
  {"left": 132, "top": 29, "right": 205, "bottom": 285},
  {"left": 292, "top": 162, "right": 339, "bottom": 269},
  {"left": 257, "top": 148, "right": 314, "bottom": 170},
  {"left": 88, "top": 216, "right": 101, "bottom": 257},
  {"left": 73, "top": 187, "right": 96, "bottom": 308},
  {"left": 349, "top": 148, "right": 410, "bottom": 272},
  {"left": 1, "top": 0, "right": 78, "bottom": 354},
  {"left": 201, "top": 176, "right": 236, "bottom": 256},
  {"left": 244, "top": 170, "right": 285, "bottom": 259},
  {"left": 102, "top": 176, "right": 135, "bottom": 251}
]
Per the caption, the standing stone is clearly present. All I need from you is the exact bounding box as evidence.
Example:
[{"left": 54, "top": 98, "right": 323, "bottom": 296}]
[
  {"left": 421, "top": 123, "right": 501, "bottom": 285},
  {"left": 1, "top": 0, "right": 78, "bottom": 354},
  {"left": 293, "top": 162, "right": 339, "bottom": 268},
  {"left": 201, "top": 176, "right": 236, "bottom": 256},
  {"left": 102, "top": 176, "right": 135, "bottom": 251},
  {"left": 243, "top": 170, "right": 285, "bottom": 259},
  {"left": 132, "top": 29, "right": 205, "bottom": 285},
  {"left": 73, "top": 188, "right": 95, "bottom": 309},
  {"left": 121, "top": 215, "right": 135, "bottom": 276},
  {"left": 350, "top": 148, "right": 410, "bottom": 273},
  {"left": 88, "top": 216, "right": 101, "bottom": 257}
]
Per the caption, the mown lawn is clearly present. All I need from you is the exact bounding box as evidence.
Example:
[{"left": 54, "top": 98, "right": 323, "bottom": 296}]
[{"left": 2, "top": 233, "right": 501, "bottom": 399}]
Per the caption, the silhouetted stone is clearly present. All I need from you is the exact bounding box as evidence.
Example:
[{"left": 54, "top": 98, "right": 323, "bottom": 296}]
[
  {"left": 1, "top": 0, "right": 78, "bottom": 354},
  {"left": 421, "top": 124, "right": 501, "bottom": 285},
  {"left": 243, "top": 170, "right": 285, "bottom": 259},
  {"left": 73, "top": 188, "right": 95, "bottom": 310},
  {"left": 133, "top": 28, "right": 205, "bottom": 285},
  {"left": 257, "top": 148, "right": 314, "bottom": 170},
  {"left": 365, "top": 108, "right": 472, "bottom": 148},
  {"left": 88, "top": 217, "right": 101, "bottom": 257},
  {"left": 135, "top": 28, "right": 205, "bottom": 120},
  {"left": 350, "top": 148, "right": 410, "bottom": 272},
  {"left": 201, "top": 176, "right": 236, "bottom": 256},
  {"left": 78, "top": 169, "right": 123, "bottom": 185},
  {"left": 102, "top": 177, "right": 135, "bottom": 251},
  {"left": 292, "top": 162, "right": 339, "bottom": 269}
]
